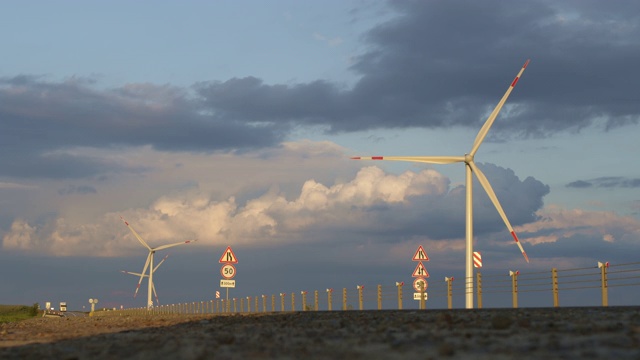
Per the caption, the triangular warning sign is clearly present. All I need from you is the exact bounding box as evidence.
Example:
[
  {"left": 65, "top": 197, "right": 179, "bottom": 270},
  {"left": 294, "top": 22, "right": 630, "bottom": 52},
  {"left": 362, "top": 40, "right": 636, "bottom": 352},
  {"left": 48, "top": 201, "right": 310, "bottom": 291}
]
[
  {"left": 412, "top": 245, "right": 430, "bottom": 261},
  {"left": 218, "top": 246, "right": 238, "bottom": 264},
  {"left": 412, "top": 261, "right": 430, "bottom": 278}
]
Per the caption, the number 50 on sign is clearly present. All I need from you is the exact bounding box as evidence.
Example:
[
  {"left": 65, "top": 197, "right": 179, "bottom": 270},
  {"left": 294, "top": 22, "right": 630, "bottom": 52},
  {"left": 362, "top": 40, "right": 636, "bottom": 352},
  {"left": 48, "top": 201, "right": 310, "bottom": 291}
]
[{"left": 221, "top": 264, "right": 236, "bottom": 279}]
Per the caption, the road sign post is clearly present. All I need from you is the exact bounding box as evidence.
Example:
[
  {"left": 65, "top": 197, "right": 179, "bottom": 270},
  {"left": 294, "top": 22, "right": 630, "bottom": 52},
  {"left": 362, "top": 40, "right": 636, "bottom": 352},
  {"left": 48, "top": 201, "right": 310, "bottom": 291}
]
[
  {"left": 219, "top": 246, "right": 238, "bottom": 306},
  {"left": 412, "top": 246, "right": 430, "bottom": 308}
]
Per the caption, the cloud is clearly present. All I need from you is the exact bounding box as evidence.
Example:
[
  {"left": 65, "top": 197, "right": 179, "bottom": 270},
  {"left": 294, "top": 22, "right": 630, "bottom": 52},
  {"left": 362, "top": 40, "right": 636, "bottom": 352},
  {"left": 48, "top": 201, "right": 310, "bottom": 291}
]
[
  {"left": 2, "top": 143, "right": 550, "bottom": 260},
  {"left": 3, "top": 1, "right": 639, "bottom": 181},
  {"left": 516, "top": 205, "right": 640, "bottom": 247},
  {"left": 566, "top": 180, "right": 592, "bottom": 188},
  {"left": 194, "top": 1, "right": 640, "bottom": 137},
  {"left": 58, "top": 185, "right": 98, "bottom": 195},
  {"left": 0, "top": 76, "right": 284, "bottom": 179},
  {"left": 566, "top": 177, "right": 640, "bottom": 189}
]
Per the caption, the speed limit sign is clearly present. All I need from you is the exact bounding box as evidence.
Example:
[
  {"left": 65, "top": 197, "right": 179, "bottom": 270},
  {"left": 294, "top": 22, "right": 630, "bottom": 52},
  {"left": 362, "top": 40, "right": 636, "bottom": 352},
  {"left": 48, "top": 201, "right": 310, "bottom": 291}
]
[{"left": 221, "top": 264, "right": 236, "bottom": 279}]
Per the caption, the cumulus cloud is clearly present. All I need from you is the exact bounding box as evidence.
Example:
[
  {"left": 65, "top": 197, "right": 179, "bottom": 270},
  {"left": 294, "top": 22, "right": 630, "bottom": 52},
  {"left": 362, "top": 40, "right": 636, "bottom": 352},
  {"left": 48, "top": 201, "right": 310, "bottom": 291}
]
[
  {"left": 515, "top": 205, "right": 640, "bottom": 246},
  {"left": 2, "top": 166, "right": 449, "bottom": 256}
]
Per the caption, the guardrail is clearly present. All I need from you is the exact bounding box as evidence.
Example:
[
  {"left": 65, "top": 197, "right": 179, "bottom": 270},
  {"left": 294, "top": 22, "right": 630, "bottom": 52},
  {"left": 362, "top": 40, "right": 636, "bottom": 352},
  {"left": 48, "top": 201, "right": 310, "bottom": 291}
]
[{"left": 96, "top": 261, "right": 640, "bottom": 316}]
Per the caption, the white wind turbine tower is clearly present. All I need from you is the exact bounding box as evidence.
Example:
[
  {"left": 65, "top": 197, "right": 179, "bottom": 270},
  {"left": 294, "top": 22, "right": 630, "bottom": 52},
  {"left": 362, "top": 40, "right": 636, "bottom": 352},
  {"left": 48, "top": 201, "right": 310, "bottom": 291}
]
[
  {"left": 121, "top": 254, "right": 169, "bottom": 306},
  {"left": 120, "top": 216, "right": 197, "bottom": 310},
  {"left": 352, "top": 60, "right": 531, "bottom": 309}
]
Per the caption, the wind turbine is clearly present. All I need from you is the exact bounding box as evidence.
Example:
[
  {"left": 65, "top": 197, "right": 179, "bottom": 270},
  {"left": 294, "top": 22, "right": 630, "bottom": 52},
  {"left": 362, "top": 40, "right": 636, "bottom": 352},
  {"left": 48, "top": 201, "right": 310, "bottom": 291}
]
[
  {"left": 351, "top": 60, "right": 531, "bottom": 309},
  {"left": 121, "top": 254, "right": 169, "bottom": 306},
  {"left": 120, "top": 216, "right": 197, "bottom": 309}
]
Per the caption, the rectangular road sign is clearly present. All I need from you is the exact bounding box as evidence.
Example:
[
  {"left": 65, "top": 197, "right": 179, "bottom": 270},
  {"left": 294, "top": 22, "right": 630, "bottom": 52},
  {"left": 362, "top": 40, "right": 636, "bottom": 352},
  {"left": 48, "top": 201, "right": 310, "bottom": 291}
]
[
  {"left": 413, "top": 292, "right": 428, "bottom": 301},
  {"left": 220, "top": 279, "right": 236, "bottom": 288}
]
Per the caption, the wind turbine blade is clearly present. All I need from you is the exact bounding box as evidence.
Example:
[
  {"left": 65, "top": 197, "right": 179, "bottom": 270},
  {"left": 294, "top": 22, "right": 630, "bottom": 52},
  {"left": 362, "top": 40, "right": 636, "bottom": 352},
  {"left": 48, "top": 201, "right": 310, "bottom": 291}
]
[
  {"left": 152, "top": 283, "right": 160, "bottom": 306},
  {"left": 469, "top": 162, "right": 529, "bottom": 263},
  {"left": 153, "top": 254, "right": 169, "bottom": 272},
  {"left": 154, "top": 239, "right": 197, "bottom": 251},
  {"left": 470, "top": 59, "right": 530, "bottom": 156},
  {"left": 351, "top": 156, "right": 464, "bottom": 164},
  {"left": 122, "top": 270, "right": 147, "bottom": 277},
  {"left": 120, "top": 216, "right": 152, "bottom": 250},
  {"left": 134, "top": 253, "right": 152, "bottom": 298}
]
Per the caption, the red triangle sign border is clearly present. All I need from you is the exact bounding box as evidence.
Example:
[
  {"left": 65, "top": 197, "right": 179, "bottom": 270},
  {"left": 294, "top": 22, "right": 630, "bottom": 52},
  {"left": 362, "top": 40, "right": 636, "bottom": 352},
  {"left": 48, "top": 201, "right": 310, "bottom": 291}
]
[{"left": 219, "top": 246, "right": 238, "bottom": 264}]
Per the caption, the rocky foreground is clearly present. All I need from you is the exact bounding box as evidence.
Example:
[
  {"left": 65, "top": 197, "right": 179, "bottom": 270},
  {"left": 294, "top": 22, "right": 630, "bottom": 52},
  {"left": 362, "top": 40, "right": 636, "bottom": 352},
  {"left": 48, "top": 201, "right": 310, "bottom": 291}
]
[{"left": 1, "top": 307, "right": 639, "bottom": 359}]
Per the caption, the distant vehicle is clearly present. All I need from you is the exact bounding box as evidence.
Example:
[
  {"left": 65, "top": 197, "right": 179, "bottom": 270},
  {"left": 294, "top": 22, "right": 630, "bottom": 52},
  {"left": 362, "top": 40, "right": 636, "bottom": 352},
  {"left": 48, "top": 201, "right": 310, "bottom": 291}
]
[{"left": 60, "top": 302, "right": 67, "bottom": 312}]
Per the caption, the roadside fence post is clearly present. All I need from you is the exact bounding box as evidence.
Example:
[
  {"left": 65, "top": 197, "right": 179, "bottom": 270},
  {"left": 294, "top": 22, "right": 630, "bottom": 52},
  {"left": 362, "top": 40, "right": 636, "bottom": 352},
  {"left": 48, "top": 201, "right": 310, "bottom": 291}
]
[
  {"left": 357, "top": 285, "right": 364, "bottom": 310},
  {"left": 476, "top": 272, "right": 483, "bottom": 309},
  {"left": 247, "top": 296, "right": 252, "bottom": 312},
  {"left": 327, "top": 289, "right": 333, "bottom": 311},
  {"left": 396, "top": 282, "right": 403, "bottom": 310},
  {"left": 343, "top": 288, "right": 348, "bottom": 310},
  {"left": 598, "top": 261, "right": 609, "bottom": 307},
  {"left": 377, "top": 285, "right": 382, "bottom": 310},
  {"left": 240, "top": 298, "right": 244, "bottom": 313},
  {"left": 255, "top": 296, "right": 259, "bottom": 313},
  {"left": 291, "top": 293, "right": 295, "bottom": 311},
  {"left": 280, "top": 293, "right": 286, "bottom": 312},
  {"left": 445, "top": 277, "right": 454, "bottom": 309},
  {"left": 301, "top": 291, "right": 307, "bottom": 311},
  {"left": 272, "top": 295, "right": 275, "bottom": 312},
  {"left": 552, "top": 268, "right": 559, "bottom": 307},
  {"left": 234, "top": 298, "right": 238, "bottom": 313},
  {"left": 262, "top": 295, "right": 267, "bottom": 312},
  {"left": 510, "top": 270, "right": 519, "bottom": 308},
  {"left": 314, "top": 290, "right": 319, "bottom": 311}
]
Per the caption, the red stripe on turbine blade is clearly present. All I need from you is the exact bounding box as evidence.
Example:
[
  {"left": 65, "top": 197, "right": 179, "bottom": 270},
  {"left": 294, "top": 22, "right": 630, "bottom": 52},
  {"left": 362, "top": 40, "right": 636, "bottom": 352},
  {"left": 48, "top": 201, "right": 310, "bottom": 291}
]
[
  {"left": 522, "top": 251, "right": 530, "bottom": 263},
  {"left": 511, "top": 231, "right": 519, "bottom": 243},
  {"left": 523, "top": 59, "right": 530, "bottom": 69},
  {"left": 350, "top": 157, "right": 361, "bottom": 160},
  {"left": 372, "top": 156, "right": 383, "bottom": 160},
  {"left": 511, "top": 76, "right": 520, "bottom": 87}
]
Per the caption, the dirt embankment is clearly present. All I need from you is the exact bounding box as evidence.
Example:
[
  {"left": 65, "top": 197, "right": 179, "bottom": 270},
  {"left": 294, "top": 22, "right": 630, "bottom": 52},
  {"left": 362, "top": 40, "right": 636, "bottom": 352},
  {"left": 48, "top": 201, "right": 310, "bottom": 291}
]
[{"left": 1, "top": 307, "right": 639, "bottom": 359}]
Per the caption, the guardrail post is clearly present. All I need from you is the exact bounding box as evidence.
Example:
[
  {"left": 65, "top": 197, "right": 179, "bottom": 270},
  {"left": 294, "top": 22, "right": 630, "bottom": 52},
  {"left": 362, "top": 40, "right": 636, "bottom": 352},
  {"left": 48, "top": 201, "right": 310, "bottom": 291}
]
[
  {"left": 598, "top": 261, "right": 609, "bottom": 307},
  {"left": 255, "top": 296, "right": 259, "bottom": 313},
  {"left": 476, "top": 272, "right": 482, "bottom": 309},
  {"left": 262, "top": 295, "right": 267, "bottom": 312},
  {"left": 314, "top": 290, "right": 319, "bottom": 311},
  {"left": 271, "top": 294, "right": 275, "bottom": 312},
  {"left": 342, "top": 288, "right": 348, "bottom": 310},
  {"left": 396, "top": 282, "right": 403, "bottom": 310},
  {"left": 357, "top": 285, "right": 364, "bottom": 310},
  {"left": 445, "top": 277, "right": 454, "bottom": 309},
  {"left": 247, "top": 296, "right": 252, "bottom": 312},
  {"left": 291, "top": 293, "right": 295, "bottom": 311},
  {"left": 301, "top": 291, "right": 307, "bottom": 311},
  {"left": 327, "top": 289, "right": 333, "bottom": 311},
  {"left": 510, "top": 270, "right": 519, "bottom": 308},
  {"left": 240, "top": 298, "right": 244, "bottom": 313},
  {"left": 552, "top": 268, "right": 559, "bottom": 307},
  {"left": 233, "top": 298, "right": 238, "bottom": 313},
  {"left": 280, "top": 293, "right": 285, "bottom": 312},
  {"left": 377, "top": 285, "right": 382, "bottom": 310}
]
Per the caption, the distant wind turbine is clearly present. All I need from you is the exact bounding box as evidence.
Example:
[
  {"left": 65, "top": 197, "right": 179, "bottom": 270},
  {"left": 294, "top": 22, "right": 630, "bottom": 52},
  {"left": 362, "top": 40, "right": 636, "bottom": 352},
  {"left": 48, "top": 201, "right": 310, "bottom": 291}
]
[
  {"left": 120, "top": 216, "right": 197, "bottom": 309},
  {"left": 121, "top": 253, "right": 169, "bottom": 306},
  {"left": 351, "top": 60, "right": 531, "bottom": 309}
]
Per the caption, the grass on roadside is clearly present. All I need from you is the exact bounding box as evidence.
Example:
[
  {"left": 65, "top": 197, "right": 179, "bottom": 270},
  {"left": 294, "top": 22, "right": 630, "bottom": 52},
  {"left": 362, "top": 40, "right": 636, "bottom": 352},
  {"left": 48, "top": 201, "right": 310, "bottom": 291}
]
[{"left": 0, "top": 304, "right": 41, "bottom": 323}]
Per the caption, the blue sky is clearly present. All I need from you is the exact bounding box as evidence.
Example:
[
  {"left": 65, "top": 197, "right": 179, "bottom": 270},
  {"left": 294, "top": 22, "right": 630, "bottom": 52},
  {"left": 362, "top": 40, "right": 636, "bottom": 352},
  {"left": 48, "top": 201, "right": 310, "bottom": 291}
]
[{"left": 1, "top": 0, "right": 639, "bottom": 311}]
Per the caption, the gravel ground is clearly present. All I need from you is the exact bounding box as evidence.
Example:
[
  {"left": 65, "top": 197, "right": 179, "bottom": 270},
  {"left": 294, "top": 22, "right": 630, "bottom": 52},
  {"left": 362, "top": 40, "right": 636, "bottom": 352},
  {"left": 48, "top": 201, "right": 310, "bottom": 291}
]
[{"left": 1, "top": 307, "right": 639, "bottom": 359}]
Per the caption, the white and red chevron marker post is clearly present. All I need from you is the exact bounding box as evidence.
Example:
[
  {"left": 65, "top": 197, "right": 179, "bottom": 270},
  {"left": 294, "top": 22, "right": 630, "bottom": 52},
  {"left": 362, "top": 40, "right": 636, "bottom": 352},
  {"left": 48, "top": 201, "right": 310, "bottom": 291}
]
[
  {"left": 351, "top": 60, "right": 532, "bottom": 309},
  {"left": 473, "top": 252, "right": 482, "bottom": 268}
]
